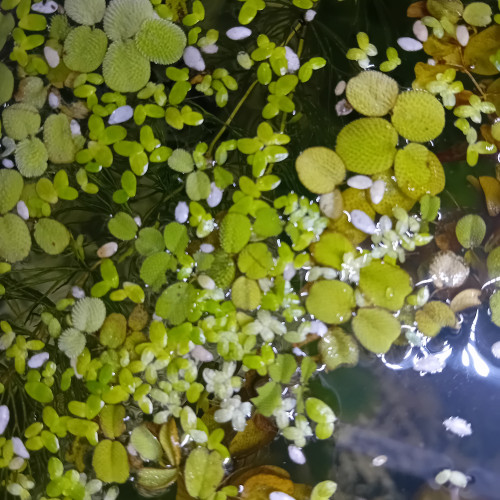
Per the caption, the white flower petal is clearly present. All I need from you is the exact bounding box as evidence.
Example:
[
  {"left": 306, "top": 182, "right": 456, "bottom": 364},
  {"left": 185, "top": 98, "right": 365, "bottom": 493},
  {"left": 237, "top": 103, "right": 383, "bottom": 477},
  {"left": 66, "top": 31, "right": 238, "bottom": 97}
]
[
  {"left": 201, "top": 44, "right": 218, "bottom": 54},
  {"left": 335, "top": 98, "right": 352, "bottom": 116},
  {"left": 2, "top": 159, "right": 14, "bottom": 168},
  {"left": 97, "top": 242, "right": 118, "bottom": 258},
  {"left": 183, "top": 46, "right": 205, "bottom": 72},
  {"left": 72, "top": 286, "right": 85, "bottom": 299},
  {"left": 0, "top": 405, "right": 10, "bottom": 435},
  {"left": 200, "top": 243, "right": 214, "bottom": 253},
  {"left": 334, "top": 80, "right": 346, "bottom": 96},
  {"left": 207, "top": 182, "right": 223, "bottom": 207},
  {"left": 285, "top": 46, "right": 300, "bottom": 73},
  {"left": 44, "top": 46, "right": 60, "bottom": 68},
  {"left": 27, "top": 352, "right": 50, "bottom": 369},
  {"left": 456, "top": 25, "right": 469, "bottom": 47},
  {"left": 191, "top": 345, "right": 214, "bottom": 362},
  {"left": 32, "top": 0, "right": 58, "bottom": 13},
  {"left": 397, "top": 37, "right": 423, "bottom": 52},
  {"left": 133, "top": 216, "right": 142, "bottom": 227},
  {"left": 198, "top": 275, "right": 215, "bottom": 290},
  {"left": 48, "top": 92, "right": 60, "bottom": 109},
  {"left": 283, "top": 263, "right": 296, "bottom": 281},
  {"left": 412, "top": 20, "right": 428, "bottom": 42},
  {"left": 175, "top": 201, "right": 189, "bottom": 223},
  {"left": 70, "top": 119, "right": 81, "bottom": 136},
  {"left": 270, "top": 493, "right": 296, "bottom": 500},
  {"left": 12, "top": 437, "right": 30, "bottom": 459},
  {"left": 492, "top": 341, "right": 500, "bottom": 359},
  {"left": 108, "top": 105, "right": 133, "bottom": 125},
  {"left": 304, "top": 9, "right": 317, "bottom": 22},
  {"left": 370, "top": 179, "right": 385, "bottom": 205},
  {"left": 350, "top": 209, "right": 376, "bottom": 234},
  {"left": 288, "top": 445, "right": 306, "bottom": 464},
  {"left": 17, "top": 201, "right": 29, "bottom": 220},
  {"left": 226, "top": 27, "right": 252, "bottom": 40},
  {"left": 347, "top": 175, "right": 372, "bottom": 190}
]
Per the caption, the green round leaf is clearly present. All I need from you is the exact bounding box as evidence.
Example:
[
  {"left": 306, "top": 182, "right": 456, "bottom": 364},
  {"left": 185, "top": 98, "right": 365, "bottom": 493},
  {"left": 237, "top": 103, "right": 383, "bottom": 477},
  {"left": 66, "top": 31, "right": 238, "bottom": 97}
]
[
  {"left": 34, "top": 218, "right": 70, "bottom": 255},
  {"left": 140, "top": 252, "right": 175, "bottom": 290},
  {"left": 72, "top": 297, "right": 106, "bottom": 333},
  {"left": 237, "top": 243, "right": 274, "bottom": 279},
  {"left": 100, "top": 313, "right": 127, "bottom": 348},
  {"left": 358, "top": 260, "right": 412, "bottom": 311},
  {"left": 0, "top": 214, "right": 31, "bottom": 263},
  {"left": 135, "top": 228, "right": 165, "bottom": 256},
  {"left": 352, "top": 307, "right": 401, "bottom": 353},
  {"left": 220, "top": 213, "right": 251, "bottom": 254},
  {"left": 130, "top": 425, "right": 162, "bottom": 462},
  {"left": 186, "top": 171, "right": 211, "bottom": 201},
  {"left": 92, "top": 439, "right": 130, "bottom": 484},
  {"left": 108, "top": 212, "right": 138, "bottom": 241},
  {"left": 155, "top": 282, "right": 196, "bottom": 325},
  {"left": 0, "top": 169, "right": 23, "bottom": 214},
  {"left": 311, "top": 232, "right": 354, "bottom": 270},
  {"left": 306, "top": 280, "right": 355, "bottom": 324},
  {"left": 319, "top": 327, "right": 359, "bottom": 370},
  {"left": 455, "top": 214, "right": 486, "bottom": 249},
  {"left": 0, "top": 62, "right": 14, "bottom": 106},
  {"left": 164, "top": 222, "right": 189, "bottom": 256},
  {"left": 25, "top": 381, "right": 54, "bottom": 404}
]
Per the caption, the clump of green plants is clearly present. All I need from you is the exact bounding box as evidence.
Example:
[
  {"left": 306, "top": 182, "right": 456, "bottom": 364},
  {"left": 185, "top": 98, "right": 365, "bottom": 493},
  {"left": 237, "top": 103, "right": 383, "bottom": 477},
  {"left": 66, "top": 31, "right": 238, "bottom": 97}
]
[{"left": 0, "top": 0, "right": 499, "bottom": 499}]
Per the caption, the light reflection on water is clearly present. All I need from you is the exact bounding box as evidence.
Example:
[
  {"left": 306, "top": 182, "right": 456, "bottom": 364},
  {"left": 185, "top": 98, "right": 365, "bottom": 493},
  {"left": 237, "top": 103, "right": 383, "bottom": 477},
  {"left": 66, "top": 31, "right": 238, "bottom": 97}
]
[{"left": 323, "top": 308, "right": 500, "bottom": 500}]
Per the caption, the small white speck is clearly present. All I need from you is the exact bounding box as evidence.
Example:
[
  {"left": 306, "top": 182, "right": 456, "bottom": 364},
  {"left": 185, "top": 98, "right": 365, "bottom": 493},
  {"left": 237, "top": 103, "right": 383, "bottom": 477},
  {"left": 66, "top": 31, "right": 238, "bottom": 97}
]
[
  {"left": 347, "top": 175, "right": 372, "bottom": 190},
  {"left": 133, "top": 216, "right": 142, "bottom": 227},
  {"left": 16, "top": 201, "right": 29, "bottom": 220},
  {"left": 32, "top": 0, "right": 58, "bottom": 13},
  {"left": 201, "top": 44, "right": 218, "bottom": 54},
  {"left": 456, "top": 25, "right": 469, "bottom": 47},
  {"left": 397, "top": 37, "right": 423, "bottom": 52},
  {"left": 207, "top": 182, "right": 223, "bottom": 207},
  {"left": 175, "top": 201, "right": 189, "bottom": 223},
  {"left": 226, "top": 27, "right": 252, "bottom": 40},
  {"left": 427, "top": 58, "right": 436, "bottom": 66},
  {"left": 27, "top": 352, "right": 50, "bottom": 369},
  {"left": 48, "top": 92, "right": 60, "bottom": 109},
  {"left": 372, "top": 455, "right": 387, "bottom": 467},
  {"left": 108, "top": 105, "right": 133, "bottom": 125},
  {"left": 285, "top": 46, "right": 300, "bottom": 73},
  {"left": 350, "top": 209, "right": 376, "bottom": 234},
  {"left": 70, "top": 119, "right": 81, "bottom": 136},
  {"left": 288, "top": 445, "right": 306, "bottom": 464},
  {"left": 2, "top": 159, "right": 14, "bottom": 168},
  {"left": 334, "top": 80, "right": 346, "bottom": 96},
  {"left": 304, "top": 9, "right": 317, "bottom": 22},
  {"left": 183, "top": 46, "right": 205, "bottom": 72},
  {"left": 43, "top": 46, "right": 60, "bottom": 68},
  {"left": 97, "top": 242, "right": 118, "bottom": 258},
  {"left": 191, "top": 345, "right": 214, "bottom": 362},
  {"left": 412, "top": 20, "right": 428, "bottom": 42},
  {"left": 200, "top": 243, "right": 214, "bottom": 253},
  {"left": 370, "top": 180, "right": 385, "bottom": 205},
  {"left": 72, "top": 286, "right": 85, "bottom": 299},
  {"left": 443, "top": 416, "right": 472, "bottom": 437},
  {"left": 0, "top": 405, "right": 10, "bottom": 435}
]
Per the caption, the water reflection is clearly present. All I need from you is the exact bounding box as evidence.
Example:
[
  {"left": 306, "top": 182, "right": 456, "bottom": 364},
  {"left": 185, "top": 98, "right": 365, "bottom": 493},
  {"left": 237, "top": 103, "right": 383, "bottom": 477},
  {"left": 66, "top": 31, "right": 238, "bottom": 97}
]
[{"left": 323, "top": 308, "right": 500, "bottom": 499}]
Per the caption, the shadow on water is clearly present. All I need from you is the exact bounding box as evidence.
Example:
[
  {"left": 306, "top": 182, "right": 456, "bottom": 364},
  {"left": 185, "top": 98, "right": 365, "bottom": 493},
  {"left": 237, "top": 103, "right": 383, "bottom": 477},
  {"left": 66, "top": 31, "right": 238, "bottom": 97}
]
[{"left": 303, "top": 308, "right": 500, "bottom": 500}]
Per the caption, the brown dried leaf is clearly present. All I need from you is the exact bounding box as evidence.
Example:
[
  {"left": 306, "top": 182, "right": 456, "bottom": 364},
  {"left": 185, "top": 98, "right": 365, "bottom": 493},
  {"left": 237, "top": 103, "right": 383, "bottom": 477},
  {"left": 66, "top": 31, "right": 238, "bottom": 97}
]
[
  {"left": 159, "top": 418, "right": 181, "bottom": 467},
  {"left": 407, "top": 1, "right": 428, "bottom": 17},
  {"left": 413, "top": 63, "right": 451, "bottom": 90},
  {"left": 241, "top": 474, "right": 295, "bottom": 500},
  {"left": 464, "top": 25, "right": 500, "bottom": 76},
  {"left": 293, "top": 484, "right": 313, "bottom": 500},
  {"left": 450, "top": 288, "right": 482, "bottom": 312},
  {"left": 229, "top": 465, "right": 291, "bottom": 487},
  {"left": 486, "top": 78, "right": 500, "bottom": 115},
  {"left": 229, "top": 413, "right": 277, "bottom": 458},
  {"left": 454, "top": 90, "right": 474, "bottom": 106},
  {"left": 479, "top": 176, "right": 500, "bottom": 216},
  {"left": 423, "top": 37, "right": 462, "bottom": 66}
]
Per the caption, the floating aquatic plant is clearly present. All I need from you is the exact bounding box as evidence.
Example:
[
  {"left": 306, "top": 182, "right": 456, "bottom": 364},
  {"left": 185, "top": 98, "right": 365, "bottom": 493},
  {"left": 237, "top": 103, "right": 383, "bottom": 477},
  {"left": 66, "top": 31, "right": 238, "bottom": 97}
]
[
  {"left": 0, "top": 0, "right": 499, "bottom": 498},
  {"left": 63, "top": 26, "right": 108, "bottom": 72}
]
